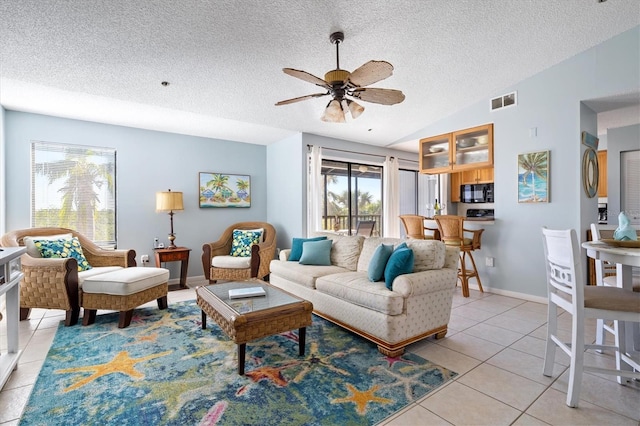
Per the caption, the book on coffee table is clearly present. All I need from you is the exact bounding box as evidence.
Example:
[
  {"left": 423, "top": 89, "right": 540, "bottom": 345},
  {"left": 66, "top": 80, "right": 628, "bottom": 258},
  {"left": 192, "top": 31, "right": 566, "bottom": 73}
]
[{"left": 228, "top": 286, "right": 266, "bottom": 299}]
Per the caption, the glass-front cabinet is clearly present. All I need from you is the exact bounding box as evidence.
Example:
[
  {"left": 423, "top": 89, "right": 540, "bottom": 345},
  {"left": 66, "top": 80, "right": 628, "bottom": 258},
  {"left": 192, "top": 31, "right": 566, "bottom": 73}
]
[{"left": 420, "top": 123, "right": 493, "bottom": 174}]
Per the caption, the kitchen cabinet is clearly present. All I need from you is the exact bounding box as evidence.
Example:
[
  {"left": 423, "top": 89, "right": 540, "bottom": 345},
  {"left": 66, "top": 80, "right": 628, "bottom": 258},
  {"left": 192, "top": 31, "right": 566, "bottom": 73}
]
[
  {"left": 597, "top": 150, "right": 607, "bottom": 197},
  {"left": 420, "top": 123, "right": 493, "bottom": 174},
  {"left": 450, "top": 167, "right": 494, "bottom": 202}
]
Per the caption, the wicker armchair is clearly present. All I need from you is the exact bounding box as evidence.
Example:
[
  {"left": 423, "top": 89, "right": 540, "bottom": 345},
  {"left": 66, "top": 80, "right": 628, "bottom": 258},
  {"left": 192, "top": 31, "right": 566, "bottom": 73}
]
[
  {"left": 201, "top": 222, "right": 276, "bottom": 283},
  {"left": 0, "top": 227, "right": 136, "bottom": 326}
]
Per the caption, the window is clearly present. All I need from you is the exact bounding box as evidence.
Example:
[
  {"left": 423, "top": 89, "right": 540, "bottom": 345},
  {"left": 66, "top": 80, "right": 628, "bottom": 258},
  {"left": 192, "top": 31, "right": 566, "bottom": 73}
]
[
  {"left": 31, "top": 141, "right": 117, "bottom": 246},
  {"left": 321, "top": 160, "right": 382, "bottom": 236},
  {"left": 398, "top": 169, "right": 439, "bottom": 238}
]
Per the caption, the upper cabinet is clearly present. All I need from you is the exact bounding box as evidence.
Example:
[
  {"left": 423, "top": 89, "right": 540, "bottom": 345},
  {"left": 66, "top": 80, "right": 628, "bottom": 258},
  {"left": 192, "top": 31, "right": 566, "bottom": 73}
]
[
  {"left": 597, "top": 150, "right": 607, "bottom": 197},
  {"left": 420, "top": 124, "right": 494, "bottom": 174}
]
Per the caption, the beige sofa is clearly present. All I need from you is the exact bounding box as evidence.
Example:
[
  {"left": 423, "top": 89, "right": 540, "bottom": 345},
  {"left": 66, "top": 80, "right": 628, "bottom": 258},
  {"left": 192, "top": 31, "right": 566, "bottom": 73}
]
[{"left": 269, "top": 233, "right": 459, "bottom": 356}]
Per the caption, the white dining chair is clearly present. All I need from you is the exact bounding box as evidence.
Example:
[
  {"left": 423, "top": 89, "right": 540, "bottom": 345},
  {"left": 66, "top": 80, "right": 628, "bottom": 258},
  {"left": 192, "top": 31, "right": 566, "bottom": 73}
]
[
  {"left": 541, "top": 227, "right": 640, "bottom": 407},
  {"left": 590, "top": 223, "right": 640, "bottom": 350}
]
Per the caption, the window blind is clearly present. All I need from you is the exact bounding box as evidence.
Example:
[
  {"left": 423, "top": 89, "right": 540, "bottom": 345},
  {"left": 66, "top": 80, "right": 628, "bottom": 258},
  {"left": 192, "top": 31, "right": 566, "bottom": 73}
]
[{"left": 31, "top": 141, "right": 117, "bottom": 246}]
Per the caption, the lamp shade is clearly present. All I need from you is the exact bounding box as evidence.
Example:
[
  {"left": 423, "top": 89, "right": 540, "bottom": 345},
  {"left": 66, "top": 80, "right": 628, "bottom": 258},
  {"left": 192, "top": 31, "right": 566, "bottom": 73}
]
[
  {"left": 321, "top": 99, "right": 346, "bottom": 123},
  {"left": 156, "top": 190, "right": 184, "bottom": 212}
]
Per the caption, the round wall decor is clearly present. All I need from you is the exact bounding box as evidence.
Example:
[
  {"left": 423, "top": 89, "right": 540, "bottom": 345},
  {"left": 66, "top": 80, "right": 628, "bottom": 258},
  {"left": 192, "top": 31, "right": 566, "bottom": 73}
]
[{"left": 582, "top": 148, "right": 598, "bottom": 198}]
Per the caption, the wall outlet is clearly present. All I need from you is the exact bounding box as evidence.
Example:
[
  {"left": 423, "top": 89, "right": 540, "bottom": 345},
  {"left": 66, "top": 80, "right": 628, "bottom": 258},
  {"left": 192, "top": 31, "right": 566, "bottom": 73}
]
[
  {"left": 485, "top": 257, "right": 495, "bottom": 267},
  {"left": 141, "top": 254, "right": 150, "bottom": 264}
]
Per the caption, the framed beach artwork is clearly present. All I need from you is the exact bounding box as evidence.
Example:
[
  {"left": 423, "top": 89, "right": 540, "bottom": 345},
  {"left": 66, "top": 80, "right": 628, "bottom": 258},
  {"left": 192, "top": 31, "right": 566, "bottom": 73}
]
[
  {"left": 518, "top": 150, "right": 549, "bottom": 203},
  {"left": 199, "top": 173, "right": 251, "bottom": 208}
]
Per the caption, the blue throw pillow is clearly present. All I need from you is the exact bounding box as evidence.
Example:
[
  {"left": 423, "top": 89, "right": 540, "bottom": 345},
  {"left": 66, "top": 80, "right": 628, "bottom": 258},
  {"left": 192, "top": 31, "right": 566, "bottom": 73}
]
[
  {"left": 34, "top": 237, "right": 92, "bottom": 272},
  {"left": 384, "top": 245, "right": 414, "bottom": 290},
  {"left": 298, "top": 239, "right": 333, "bottom": 266},
  {"left": 230, "top": 229, "right": 263, "bottom": 257},
  {"left": 367, "top": 243, "right": 394, "bottom": 282},
  {"left": 289, "top": 236, "right": 328, "bottom": 261}
]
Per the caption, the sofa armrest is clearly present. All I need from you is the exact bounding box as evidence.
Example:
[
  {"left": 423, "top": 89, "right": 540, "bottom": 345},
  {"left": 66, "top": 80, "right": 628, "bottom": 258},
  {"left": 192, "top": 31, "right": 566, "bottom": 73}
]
[
  {"left": 391, "top": 268, "right": 458, "bottom": 298},
  {"left": 279, "top": 249, "right": 291, "bottom": 261},
  {"left": 252, "top": 237, "right": 277, "bottom": 279},
  {"left": 84, "top": 248, "right": 136, "bottom": 268},
  {"left": 20, "top": 255, "right": 79, "bottom": 311}
]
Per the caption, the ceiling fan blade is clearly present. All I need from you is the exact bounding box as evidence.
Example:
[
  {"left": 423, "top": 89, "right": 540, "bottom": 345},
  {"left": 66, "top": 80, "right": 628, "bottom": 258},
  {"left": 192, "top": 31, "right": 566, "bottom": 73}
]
[
  {"left": 351, "top": 88, "right": 405, "bottom": 105},
  {"left": 283, "top": 68, "right": 330, "bottom": 88},
  {"left": 348, "top": 61, "right": 394, "bottom": 87},
  {"left": 275, "top": 92, "right": 328, "bottom": 106}
]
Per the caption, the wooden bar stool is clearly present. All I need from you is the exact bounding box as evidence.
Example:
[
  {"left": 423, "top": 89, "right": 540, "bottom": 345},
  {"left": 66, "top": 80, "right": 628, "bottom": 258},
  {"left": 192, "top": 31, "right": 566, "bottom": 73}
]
[
  {"left": 399, "top": 215, "right": 440, "bottom": 240},
  {"left": 434, "top": 215, "right": 484, "bottom": 297}
]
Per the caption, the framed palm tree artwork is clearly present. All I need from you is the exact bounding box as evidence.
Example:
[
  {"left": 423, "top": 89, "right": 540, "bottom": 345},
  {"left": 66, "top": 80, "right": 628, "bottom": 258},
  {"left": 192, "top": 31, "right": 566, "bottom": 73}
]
[
  {"left": 199, "top": 173, "right": 251, "bottom": 208},
  {"left": 518, "top": 151, "right": 549, "bottom": 203}
]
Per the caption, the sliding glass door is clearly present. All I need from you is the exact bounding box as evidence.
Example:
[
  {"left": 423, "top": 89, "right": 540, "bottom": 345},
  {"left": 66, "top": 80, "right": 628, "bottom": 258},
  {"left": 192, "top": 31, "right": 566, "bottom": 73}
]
[{"left": 322, "top": 160, "right": 382, "bottom": 236}]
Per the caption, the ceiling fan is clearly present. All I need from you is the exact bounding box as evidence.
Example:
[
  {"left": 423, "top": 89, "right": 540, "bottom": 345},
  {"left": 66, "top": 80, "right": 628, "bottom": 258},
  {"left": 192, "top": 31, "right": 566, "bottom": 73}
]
[{"left": 275, "top": 31, "right": 405, "bottom": 123}]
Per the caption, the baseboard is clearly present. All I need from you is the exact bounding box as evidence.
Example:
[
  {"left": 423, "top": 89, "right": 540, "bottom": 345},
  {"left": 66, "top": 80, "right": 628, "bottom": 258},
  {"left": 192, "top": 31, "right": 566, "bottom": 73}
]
[{"left": 466, "top": 284, "right": 548, "bottom": 304}]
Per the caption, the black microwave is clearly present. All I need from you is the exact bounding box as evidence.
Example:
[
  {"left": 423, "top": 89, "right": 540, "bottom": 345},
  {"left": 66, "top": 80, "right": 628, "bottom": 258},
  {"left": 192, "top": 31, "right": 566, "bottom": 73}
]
[{"left": 461, "top": 183, "right": 494, "bottom": 203}]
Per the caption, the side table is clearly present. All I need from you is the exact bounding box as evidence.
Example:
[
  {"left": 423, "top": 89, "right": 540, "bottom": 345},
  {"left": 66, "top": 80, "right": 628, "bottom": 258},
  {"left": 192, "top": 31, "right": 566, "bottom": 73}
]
[{"left": 154, "top": 247, "right": 191, "bottom": 290}]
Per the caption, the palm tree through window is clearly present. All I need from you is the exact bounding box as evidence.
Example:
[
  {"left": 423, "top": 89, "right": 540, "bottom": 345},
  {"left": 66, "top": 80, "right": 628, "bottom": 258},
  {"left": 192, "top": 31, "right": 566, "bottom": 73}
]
[
  {"left": 31, "top": 141, "right": 116, "bottom": 246},
  {"left": 321, "top": 160, "right": 382, "bottom": 236}
]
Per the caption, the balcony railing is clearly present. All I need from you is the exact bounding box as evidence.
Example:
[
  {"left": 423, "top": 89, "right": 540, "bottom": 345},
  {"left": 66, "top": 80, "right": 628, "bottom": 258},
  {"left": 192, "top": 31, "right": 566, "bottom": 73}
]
[{"left": 322, "top": 214, "right": 381, "bottom": 236}]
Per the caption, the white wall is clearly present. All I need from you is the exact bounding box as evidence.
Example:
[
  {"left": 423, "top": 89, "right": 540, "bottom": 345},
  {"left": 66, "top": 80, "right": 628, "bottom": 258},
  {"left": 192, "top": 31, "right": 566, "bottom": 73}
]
[
  {"left": 4, "top": 111, "right": 268, "bottom": 282},
  {"left": 396, "top": 26, "right": 639, "bottom": 298}
]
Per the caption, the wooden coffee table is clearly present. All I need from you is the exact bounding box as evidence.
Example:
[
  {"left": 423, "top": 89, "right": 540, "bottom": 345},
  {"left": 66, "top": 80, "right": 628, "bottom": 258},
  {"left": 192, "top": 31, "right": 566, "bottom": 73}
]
[{"left": 196, "top": 279, "right": 313, "bottom": 375}]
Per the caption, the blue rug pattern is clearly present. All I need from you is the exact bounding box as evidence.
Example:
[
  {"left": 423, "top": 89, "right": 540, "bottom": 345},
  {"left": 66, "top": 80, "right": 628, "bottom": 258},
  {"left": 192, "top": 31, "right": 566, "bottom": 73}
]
[{"left": 20, "top": 301, "right": 456, "bottom": 425}]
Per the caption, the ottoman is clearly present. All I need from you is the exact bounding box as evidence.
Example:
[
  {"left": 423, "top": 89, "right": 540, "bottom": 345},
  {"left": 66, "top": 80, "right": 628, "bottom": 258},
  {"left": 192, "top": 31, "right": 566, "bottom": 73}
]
[{"left": 81, "top": 267, "right": 170, "bottom": 328}]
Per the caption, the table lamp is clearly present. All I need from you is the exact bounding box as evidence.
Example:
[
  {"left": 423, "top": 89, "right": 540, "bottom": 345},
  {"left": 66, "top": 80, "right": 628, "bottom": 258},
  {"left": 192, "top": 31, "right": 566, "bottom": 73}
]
[{"left": 156, "top": 189, "right": 184, "bottom": 249}]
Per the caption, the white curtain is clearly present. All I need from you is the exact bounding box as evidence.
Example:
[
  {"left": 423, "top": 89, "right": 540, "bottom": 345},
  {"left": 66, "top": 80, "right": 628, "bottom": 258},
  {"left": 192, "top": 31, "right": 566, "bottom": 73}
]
[
  {"left": 307, "top": 145, "right": 323, "bottom": 236},
  {"left": 383, "top": 156, "right": 400, "bottom": 237}
]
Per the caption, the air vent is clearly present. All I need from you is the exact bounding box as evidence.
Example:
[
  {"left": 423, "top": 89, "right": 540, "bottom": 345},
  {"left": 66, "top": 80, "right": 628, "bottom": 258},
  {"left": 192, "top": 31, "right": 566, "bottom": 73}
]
[{"left": 490, "top": 91, "right": 517, "bottom": 111}]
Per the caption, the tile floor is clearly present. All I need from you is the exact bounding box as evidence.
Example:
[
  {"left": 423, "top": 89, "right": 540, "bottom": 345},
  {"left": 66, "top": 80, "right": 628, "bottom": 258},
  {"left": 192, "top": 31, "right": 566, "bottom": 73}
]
[{"left": 1, "top": 285, "right": 638, "bottom": 425}]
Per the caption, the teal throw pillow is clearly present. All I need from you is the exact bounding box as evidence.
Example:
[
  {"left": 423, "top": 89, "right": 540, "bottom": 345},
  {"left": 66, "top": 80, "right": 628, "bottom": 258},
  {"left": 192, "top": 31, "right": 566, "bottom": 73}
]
[
  {"left": 384, "top": 245, "right": 414, "bottom": 290},
  {"left": 34, "top": 237, "right": 92, "bottom": 272},
  {"left": 367, "top": 243, "right": 394, "bottom": 282},
  {"left": 230, "top": 229, "right": 263, "bottom": 257},
  {"left": 289, "top": 236, "right": 327, "bottom": 261},
  {"left": 298, "top": 239, "right": 333, "bottom": 266}
]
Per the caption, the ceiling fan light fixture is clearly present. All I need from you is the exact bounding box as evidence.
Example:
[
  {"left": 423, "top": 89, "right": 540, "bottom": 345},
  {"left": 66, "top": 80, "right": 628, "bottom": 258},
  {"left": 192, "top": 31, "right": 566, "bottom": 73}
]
[
  {"left": 321, "top": 99, "right": 346, "bottom": 123},
  {"left": 324, "top": 69, "right": 350, "bottom": 84},
  {"left": 346, "top": 99, "right": 365, "bottom": 119}
]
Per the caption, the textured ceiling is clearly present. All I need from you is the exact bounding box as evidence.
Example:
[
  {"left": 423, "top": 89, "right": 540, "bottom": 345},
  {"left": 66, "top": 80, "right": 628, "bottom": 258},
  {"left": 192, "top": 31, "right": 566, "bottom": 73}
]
[{"left": 1, "top": 0, "right": 638, "bottom": 152}]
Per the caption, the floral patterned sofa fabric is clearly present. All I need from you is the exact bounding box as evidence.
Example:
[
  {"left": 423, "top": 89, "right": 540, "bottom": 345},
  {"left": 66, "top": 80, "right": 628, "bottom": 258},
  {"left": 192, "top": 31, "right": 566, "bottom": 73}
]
[{"left": 269, "top": 233, "right": 458, "bottom": 357}]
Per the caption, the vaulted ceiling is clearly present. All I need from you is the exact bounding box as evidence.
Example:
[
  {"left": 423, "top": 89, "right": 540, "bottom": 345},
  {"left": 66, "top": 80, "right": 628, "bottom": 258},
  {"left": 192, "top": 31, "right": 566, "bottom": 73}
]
[{"left": 1, "top": 0, "right": 638, "bottom": 152}]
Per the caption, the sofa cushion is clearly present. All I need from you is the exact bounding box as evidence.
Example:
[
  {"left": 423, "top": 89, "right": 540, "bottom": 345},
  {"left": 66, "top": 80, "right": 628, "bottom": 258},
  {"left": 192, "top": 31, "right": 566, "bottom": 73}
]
[
  {"left": 367, "top": 243, "right": 394, "bottom": 282},
  {"left": 405, "top": 240, "right": 446, "bottom": 271},
  {"left": 269, "top": 260, "right": 348, "bottom": 289},
  {"left": 82, "top": 267, "right": 169, "bottom": 296},
  {"left": 384, "top": 244, "right": 414, "bottom": 290},
  {"left": 212, "top": 255, "right": 252, "bottom": 269},
  {"left": 230, "top": 229, "right": 263, "bottom": 257},
  {"left": 78, "top": 266, "right": 124, "bottom": 286},
  {"left": 315, "top": 272, "right": 404, "bottom": 316},
  {"left": 299, "top": 239, "right": 332, "bottom": 266},
  {"left": 289, "top": 236, "right": 327, "bottom": 262},
  {"left": 313, "top": 232, "right": 364, "bottom": 271},
  {"left": 35, "top": 237, "right": 92, "bottom": 271}
]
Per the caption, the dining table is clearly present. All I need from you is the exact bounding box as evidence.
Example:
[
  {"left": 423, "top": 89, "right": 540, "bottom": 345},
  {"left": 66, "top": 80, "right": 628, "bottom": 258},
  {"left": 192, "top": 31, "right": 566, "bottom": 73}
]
[{"left": 581, "top": 240, "right": 640, "bottom": 380}]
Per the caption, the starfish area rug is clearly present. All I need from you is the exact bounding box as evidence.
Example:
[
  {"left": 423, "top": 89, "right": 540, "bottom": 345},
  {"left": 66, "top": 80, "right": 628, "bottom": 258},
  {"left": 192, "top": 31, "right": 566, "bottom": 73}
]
[{"left": 20, "top": 301, "right": 456, "bottom": 425}]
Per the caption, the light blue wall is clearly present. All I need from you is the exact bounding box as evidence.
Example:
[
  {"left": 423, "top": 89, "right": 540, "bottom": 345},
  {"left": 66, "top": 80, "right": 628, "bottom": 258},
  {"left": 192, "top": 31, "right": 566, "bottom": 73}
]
[
  {"left": 4, "top": 111, "right": 268, "bottom": 281},
  {"left": 266, "top": 133, "right": 305, "bottom": 251},
  {"left": 397, "top": 26, "right": 640, "bottom": 298}
]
